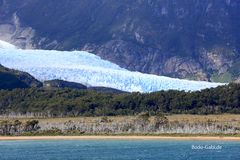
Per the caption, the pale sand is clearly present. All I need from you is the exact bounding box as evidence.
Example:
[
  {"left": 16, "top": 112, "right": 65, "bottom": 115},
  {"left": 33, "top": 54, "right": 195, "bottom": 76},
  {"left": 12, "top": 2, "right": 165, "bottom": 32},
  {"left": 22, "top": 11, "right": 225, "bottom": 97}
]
[{"left": 0, "top": 136, "right": 240, "bottom": 141}]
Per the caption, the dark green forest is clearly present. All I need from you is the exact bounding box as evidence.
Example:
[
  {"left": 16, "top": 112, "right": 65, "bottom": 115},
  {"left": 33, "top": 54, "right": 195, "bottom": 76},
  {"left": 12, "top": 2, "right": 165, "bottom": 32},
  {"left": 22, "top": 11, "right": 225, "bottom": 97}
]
[{"left": 0, "top": 83, "right": 239, "bottom": 117}]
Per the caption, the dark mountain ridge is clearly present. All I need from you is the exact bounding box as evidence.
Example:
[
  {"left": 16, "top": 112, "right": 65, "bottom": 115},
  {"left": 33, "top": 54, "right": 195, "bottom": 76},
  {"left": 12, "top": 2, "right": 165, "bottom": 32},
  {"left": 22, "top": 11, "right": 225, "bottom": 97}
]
[
  {"left": 0, "top": 64, "right": 42, "bottom": 89},
  {"left": 0, "top": 64, "right": 125, "bottom": 93},
  {"left": 43, "top": 79, "right": 125, "bottom": 93},
  {"left": 0, "top": 0, "right": 240, "bottom": 82}
]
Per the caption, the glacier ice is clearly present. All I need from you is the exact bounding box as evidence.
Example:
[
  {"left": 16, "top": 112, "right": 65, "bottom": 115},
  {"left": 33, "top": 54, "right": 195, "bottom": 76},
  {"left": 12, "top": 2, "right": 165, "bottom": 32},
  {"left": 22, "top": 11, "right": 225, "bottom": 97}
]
[
  {"left": 0, "top": 40, "right": 16, "bottom": 49},
  {"left": 0, "top": 40, "right": 225, "bottom": 92}
]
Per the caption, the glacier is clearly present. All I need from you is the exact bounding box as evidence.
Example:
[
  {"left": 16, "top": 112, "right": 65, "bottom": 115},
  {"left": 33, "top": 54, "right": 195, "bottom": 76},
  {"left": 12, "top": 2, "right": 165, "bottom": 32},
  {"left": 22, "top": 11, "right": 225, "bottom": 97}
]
[
  {"left": 0, "top": 40, "right": 16, "bottom": 49},
  {"left": 0, "top": 40, "right": 225, "bottom": 92}
]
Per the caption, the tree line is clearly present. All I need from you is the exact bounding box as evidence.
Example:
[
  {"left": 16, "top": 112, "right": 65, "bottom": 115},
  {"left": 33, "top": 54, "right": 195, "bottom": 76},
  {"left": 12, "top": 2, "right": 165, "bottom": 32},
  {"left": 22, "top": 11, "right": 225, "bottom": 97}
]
[{"left": 0, "top": 83, "right": 239, "bottom": 117}]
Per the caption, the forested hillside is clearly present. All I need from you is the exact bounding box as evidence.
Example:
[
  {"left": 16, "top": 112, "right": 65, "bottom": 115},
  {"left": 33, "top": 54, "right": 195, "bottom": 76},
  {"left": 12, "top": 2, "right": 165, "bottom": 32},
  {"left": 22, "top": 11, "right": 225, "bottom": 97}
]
[
  {"left": 0, "top": 64, "right": 42, "bottom": 89},
  {"left": 0, "top": 83, "right": 239, "bottom": 117}
]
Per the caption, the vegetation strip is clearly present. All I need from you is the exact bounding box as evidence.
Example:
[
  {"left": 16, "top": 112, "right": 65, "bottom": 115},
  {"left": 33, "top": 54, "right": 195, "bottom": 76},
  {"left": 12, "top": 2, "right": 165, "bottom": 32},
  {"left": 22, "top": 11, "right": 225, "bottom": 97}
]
[
  {"left": 0, "top": 83, "right": 239, "bottom": 117},
  {"left": 0, "top": 115, "right": 239, "bottom": 136}
]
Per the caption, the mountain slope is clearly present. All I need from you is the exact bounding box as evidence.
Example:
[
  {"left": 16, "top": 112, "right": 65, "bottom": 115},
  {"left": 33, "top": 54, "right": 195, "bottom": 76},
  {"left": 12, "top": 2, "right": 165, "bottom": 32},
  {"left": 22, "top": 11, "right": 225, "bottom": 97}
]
[
  {"left": 43, "top": 80, "right": 87, "bottom": 90},
  {"left": 0, "top": 64, "right": 42, "bottom": 89},
  {"left": 43, "top": 79, "right": 125, "bottom": 93},
  {"left": 0, "top": 41, "right": 224, "bottom": 92},
  {"left": 0, "top": 0, "right": 239, "bottom": 82}
]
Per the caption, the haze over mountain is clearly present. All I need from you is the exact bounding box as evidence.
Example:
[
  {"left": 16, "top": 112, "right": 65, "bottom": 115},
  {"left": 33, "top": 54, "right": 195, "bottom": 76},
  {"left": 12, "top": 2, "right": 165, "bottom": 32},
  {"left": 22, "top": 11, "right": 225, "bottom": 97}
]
[{"left": 0, "top": 0, "right": 239, "bottom": 82}]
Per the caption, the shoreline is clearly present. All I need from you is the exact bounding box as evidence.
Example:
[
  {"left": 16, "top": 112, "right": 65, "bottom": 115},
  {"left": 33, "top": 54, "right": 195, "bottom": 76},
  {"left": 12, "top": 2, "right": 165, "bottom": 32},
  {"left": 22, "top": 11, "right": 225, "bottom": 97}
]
[{"left": 0, "top": 136, "right": 240, "bottom": 141}]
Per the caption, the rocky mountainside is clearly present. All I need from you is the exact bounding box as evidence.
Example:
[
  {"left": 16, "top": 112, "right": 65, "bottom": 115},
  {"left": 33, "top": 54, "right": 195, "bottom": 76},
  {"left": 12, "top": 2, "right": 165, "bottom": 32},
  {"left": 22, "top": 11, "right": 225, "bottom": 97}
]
[
  {"left": 0, "top": 0, "right": 239, "bottom": 82},
  {"left": 0, "top": 64, "right": 42, "bottom": 89}
]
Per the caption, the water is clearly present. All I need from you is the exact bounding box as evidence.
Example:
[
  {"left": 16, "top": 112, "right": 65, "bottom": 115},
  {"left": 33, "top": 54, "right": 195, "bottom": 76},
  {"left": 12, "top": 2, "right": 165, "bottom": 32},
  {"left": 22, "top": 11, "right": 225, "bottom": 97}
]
[{"left": 0, "top": 140, "right": 239, "bottom": 160}]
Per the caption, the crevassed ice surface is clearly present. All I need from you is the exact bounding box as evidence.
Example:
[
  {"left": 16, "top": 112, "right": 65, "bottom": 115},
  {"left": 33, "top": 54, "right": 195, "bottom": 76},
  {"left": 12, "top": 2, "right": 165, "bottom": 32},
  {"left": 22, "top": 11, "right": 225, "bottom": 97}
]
[{"left": 0, "top": 40, "right": 225, "bottom": 92}]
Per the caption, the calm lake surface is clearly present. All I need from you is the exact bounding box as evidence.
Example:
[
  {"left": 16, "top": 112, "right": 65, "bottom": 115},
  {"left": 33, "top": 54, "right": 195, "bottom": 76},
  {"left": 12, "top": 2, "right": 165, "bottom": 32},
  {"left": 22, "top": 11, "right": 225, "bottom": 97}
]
[{"left": 0, "top": 140, "right": 239, "bottom": 160}]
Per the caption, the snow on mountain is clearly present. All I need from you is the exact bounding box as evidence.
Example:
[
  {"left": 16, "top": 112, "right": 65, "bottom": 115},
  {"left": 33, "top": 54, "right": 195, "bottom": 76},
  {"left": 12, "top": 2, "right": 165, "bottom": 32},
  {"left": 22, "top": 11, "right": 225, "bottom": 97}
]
[
  {"left": 0, "top": 40, "right": 16, "bottom": 49},
  {"left": 0, "top": 40, "right": 225, "bottom": 92}
]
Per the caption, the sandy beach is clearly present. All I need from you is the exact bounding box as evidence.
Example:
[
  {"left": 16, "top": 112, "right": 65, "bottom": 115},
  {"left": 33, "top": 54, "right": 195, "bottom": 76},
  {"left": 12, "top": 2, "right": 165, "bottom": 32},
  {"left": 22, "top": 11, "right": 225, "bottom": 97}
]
[{"left": 0, "top": 136, "right": 240, "bottom": 141}]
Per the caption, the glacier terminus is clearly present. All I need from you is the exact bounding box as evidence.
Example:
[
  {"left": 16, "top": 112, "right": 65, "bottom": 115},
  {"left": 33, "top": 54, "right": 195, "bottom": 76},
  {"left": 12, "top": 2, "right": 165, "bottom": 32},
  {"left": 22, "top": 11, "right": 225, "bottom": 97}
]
[{"left": 0, "top": 40, "right": 225, "bottom": 92}]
